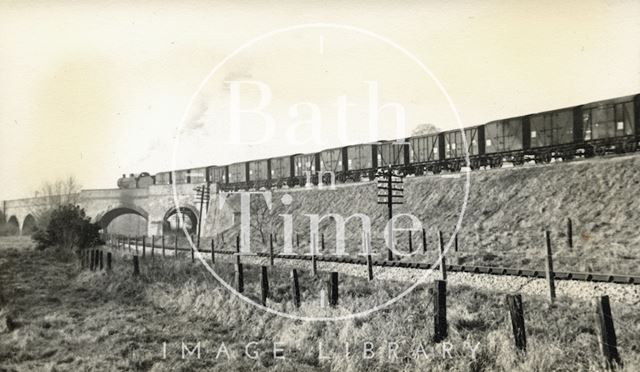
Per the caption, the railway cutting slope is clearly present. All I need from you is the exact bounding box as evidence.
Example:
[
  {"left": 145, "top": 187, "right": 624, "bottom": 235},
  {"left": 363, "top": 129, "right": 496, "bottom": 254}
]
[{"left": 206, "top": 154, "right": 640, "bottom": 275}]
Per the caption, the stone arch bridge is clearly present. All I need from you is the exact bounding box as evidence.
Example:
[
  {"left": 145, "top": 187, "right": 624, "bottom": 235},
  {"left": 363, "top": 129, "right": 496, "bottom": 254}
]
[{"left": 2, "top": 183, "right": 235, "bottom": 237}]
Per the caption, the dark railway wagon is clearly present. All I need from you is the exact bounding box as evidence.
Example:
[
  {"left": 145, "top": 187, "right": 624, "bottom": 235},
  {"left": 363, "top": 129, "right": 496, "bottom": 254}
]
[
  {"left": 346, "top": 144, "right": 375, "bottom": 171},
  {"left": 248, "top": 159, "right": 269, "bottom": 182},
  {"left": 319, "top": 148, "right": 344, "bottom": 173},
  {"left": 173, "top": 169, "right": 191, "bottom": 184},
  {"left": 207, "top": 166, "right": 227, "bottom": 184},
  {"left": 529, "top": 108, "right": 574, "bottom": 148},
  {"left": 270, "top": 156, "right": 292, "bottom": 180},
  {"left": 484, "top": 118, "right": 524, "bottom": 153},
  {"left": 582, "top": 95, "right": 636, "bottom": 141},
  {"left": 443, "top": 127, "right": 480, "bottom": 159},
  {"left": 155, "top": 171, "right": 171, "bottom": 185},
  {"left": 377, "top": 140, "right": 406, "bottom": 167},
  {"left": 228, "top": 163, "right": 247, "bottom": 184},
  {"left": 189, "top": 167, "right": 207, "bottom": 184},
  {"left": 293, "top": 153, "right": 317, "bottom": 177},
  {"left": 410, "top": 133, "right": 440, "bottom": 163}
]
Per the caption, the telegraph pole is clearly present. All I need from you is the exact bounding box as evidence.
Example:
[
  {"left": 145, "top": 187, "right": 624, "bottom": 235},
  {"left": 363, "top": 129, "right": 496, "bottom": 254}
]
[
  {"left": 377, "top": 166, "right": 404, "bottom": 261},
  {"left": 194, "top": 183, "right": 211, "bottom": 249}
]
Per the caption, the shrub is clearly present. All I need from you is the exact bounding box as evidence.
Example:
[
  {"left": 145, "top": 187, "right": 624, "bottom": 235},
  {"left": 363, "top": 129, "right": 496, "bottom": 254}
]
[{"left": 32, "top": 204, "right": 102, "bottom": 251}]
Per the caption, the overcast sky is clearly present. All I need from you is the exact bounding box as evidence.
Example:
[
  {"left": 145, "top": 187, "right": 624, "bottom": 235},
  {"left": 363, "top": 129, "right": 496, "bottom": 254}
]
[{"left": 1, "top": 0, "right": 638, "bottom": 200}]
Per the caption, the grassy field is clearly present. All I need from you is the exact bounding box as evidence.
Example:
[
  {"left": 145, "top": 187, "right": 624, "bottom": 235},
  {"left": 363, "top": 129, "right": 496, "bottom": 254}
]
[{"left": 1, "top": 236, "right": 638, "bottom": 371}]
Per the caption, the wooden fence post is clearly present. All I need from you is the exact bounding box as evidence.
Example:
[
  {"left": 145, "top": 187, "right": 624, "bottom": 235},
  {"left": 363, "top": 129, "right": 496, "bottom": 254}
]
[
  {"left": 328, "top": 272, "right": 339, "bottom": 307},
  {"left": 99, "top": 250, "right": 104, "bottom": 270},
  {"left": 422, "top": 228, "right": 427, "bottom": 253},
  {"left": 321, "top": 233, "right": 325, "bottom": 252},
  {"left": 89, "top": 250, "right": 95, "bottom": 271},
  {"left": 260, "top": 266, "right": 269, "bottom": 306},
  {"left": 133, "top": 255, "right": 139, "bottom": 276},
  {"left": 191, "top": 244, "right": 195, "bottom": 263},
  {"left": 235, "top": 235, "right": 244, "bottom": 293},
  {"left": 545, "top": 230, "right": 556, "bottom": 303},
  {"left": 567, "top": 218, "right": 573, "bottom": 249},
  {"left": 311, "top": 234, "right": 317, "bottom": 277},
  {"left": 211, "top": 238, "right": 215, "bottom": 263},
  {"left": 597, "top": 295, "right": 622, "bottom": 368},
  {"left": 454, "top": 232, "right": 458, "bottom": 252},
  {"left": 161, "top": 234, "right": 165, "bottom": 257},
  {"left": 107, "top": 252, "right": 112, "bottom": 271},
  {"left": 506, "top": 294, "right": 527, "bottom": 351},
  {"left": 151, "top": 235, "right": 155, "bottom": 259},
  {"left": 291, "top": 269, "right": 300, "bottom": 308},
  {"left": 408, "top": 231, "right": 413, "bottom": 253},
  {"left": 296, "top": 233, "right": 300, "bottom": 249},
  {"left": 142, "top": 236, "right": 146, "bottom": 258},
  {"left": 367, "top": 254, "right": 373, "bottom": 281},
  {"left": 438, "top": 230, "right": 447, "bottom": 281},
  {"left": 269, "top": 233, "right": 274, "bottom": 266},
  {"left": 433, "top": 280, "right": 447, "bottom": 342}
]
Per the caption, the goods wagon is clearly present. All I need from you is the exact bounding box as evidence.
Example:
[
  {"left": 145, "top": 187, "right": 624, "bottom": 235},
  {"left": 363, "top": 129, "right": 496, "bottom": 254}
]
[
  {"left": 410, "top": 133, "right": 440, "bottom": 163},
  {"left": 377, "top": 140, "right": 407, "bottom": 167},
  {"left": 319, "top": 148, "right": 344, "bottom": 173},
  {"left": 346, "top": 144, "right": 375, "bottom": 171},
  {"left": 484, "top": 118, "right": 524, "bottom": 154},
  {"left": 248, "top": 159, "right": 269, "bottom": 182},
  {"left": 293, "top": 153, "right": 317, "bottom": 178},
  {"left": 155, "top": 172, "right": 171, "bottom": 185},
  {"left": 271, "top": 156, "right": 292, "bottom": 180},
  {"left": 443, "top": 127, "right": 481, "bottom": 159},
  {"left": 582, "top": 95, "right": 635, "bottom": 141},
  {"left": 189, "top": 167, "right": 207, "bottom": 184},
  {"left": 173, "top": 169, "right": 190, "bottom": 184},
  {"left": 529, "top": 108, "right": 574, "bottom": 148},
  {"left": 228, "top": 163, "right": 247, "bottom": 184},
  {"left": 207, "top": 166, "right": 227, "bottom": 184}
]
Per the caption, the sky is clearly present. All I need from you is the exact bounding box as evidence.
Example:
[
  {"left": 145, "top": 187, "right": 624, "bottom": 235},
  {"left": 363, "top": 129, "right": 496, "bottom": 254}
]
[{"left": 1, "top": 0, "right": 638, "bottom": 200}]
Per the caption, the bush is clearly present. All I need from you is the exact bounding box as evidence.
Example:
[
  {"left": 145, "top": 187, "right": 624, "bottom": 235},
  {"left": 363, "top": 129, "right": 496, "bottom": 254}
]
[{"left": 32, "top": 205, "right": 102, "bottom": 251}]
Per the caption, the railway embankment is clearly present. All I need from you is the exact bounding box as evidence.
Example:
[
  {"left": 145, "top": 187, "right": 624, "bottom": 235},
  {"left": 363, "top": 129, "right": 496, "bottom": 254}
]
[{"left": 210, "top": 154, "right": 640, "bottom": 275}]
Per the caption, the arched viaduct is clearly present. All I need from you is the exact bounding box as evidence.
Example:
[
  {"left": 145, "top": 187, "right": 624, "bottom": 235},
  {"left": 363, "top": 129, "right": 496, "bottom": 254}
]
[{"left": 1, "top": 183, "right": 236, "bottom": 237}]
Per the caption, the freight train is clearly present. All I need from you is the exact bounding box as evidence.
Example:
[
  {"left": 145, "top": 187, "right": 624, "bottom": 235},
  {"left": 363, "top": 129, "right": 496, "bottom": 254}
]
[{"left": 118, "top": 93, "right": 640, "bottom": 191}]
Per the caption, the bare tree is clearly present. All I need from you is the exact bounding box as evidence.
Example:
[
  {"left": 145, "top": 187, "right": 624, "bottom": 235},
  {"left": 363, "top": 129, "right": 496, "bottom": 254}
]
[
  {"left": 412, "top": 123, "right": 441, "bottom": 136},
  {"left": 250, "top": 196, "right": 273, "bottom": 246},
  {"left": 33, "top": 176, "right": 82, "bottom": 229}
]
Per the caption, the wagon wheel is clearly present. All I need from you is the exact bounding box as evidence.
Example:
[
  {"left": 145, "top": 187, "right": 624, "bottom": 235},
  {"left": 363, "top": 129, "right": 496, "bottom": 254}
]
[
  {"left": 595, "top": 146, "right": 606, "bottom": 157},
  {"left": 512, "top": 155, "right": 524, "bottom": 166},
  {"left": 337, "top": 173, "right": 347, "bottom": 183},
  {"left": 431, "top": 165, "right": 441, "bottom": 174},
  {"left": 415, "top": 165, "right": 424, "bottom": 176},
  {"left": 623, "top": 140, "right": 637, "bottom": 153},
  {"left": 469, "top": 159, "right": 480, "bottom": 170}
]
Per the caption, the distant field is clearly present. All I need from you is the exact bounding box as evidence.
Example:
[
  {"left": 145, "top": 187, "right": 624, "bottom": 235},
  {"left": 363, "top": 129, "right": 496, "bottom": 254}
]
[{"left": 0, "top": 237, "right": 638, "bottom": 371}]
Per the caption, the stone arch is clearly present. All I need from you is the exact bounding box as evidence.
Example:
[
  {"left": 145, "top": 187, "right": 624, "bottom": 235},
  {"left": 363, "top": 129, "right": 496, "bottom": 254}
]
[
  {"left": 22, "top": 214, "right": 38, "bottom": 235},
  {"left": 163, "top": 205, "right": 199, "bottom": 235},
  {"left": 6, "top": 215, "right": 20, "bottom": 235},
  {"left": 94, "top": 204, "right": 149, "bottom": 231}
]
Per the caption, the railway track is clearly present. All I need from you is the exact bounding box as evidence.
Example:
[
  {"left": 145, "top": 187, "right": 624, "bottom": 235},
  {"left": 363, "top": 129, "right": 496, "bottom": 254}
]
[{"left": 113, "top": 240, "right": 640, "bottom": 285}]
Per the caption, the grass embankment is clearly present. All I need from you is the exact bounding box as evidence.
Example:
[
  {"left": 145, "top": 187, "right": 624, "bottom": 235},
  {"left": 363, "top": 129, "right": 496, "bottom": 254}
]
[
  {"left": 209, "top": 154, "right": 640, "bottom": 275},
  {"left": 1, "top": 237, "right": 638, "bottom": 371}
]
